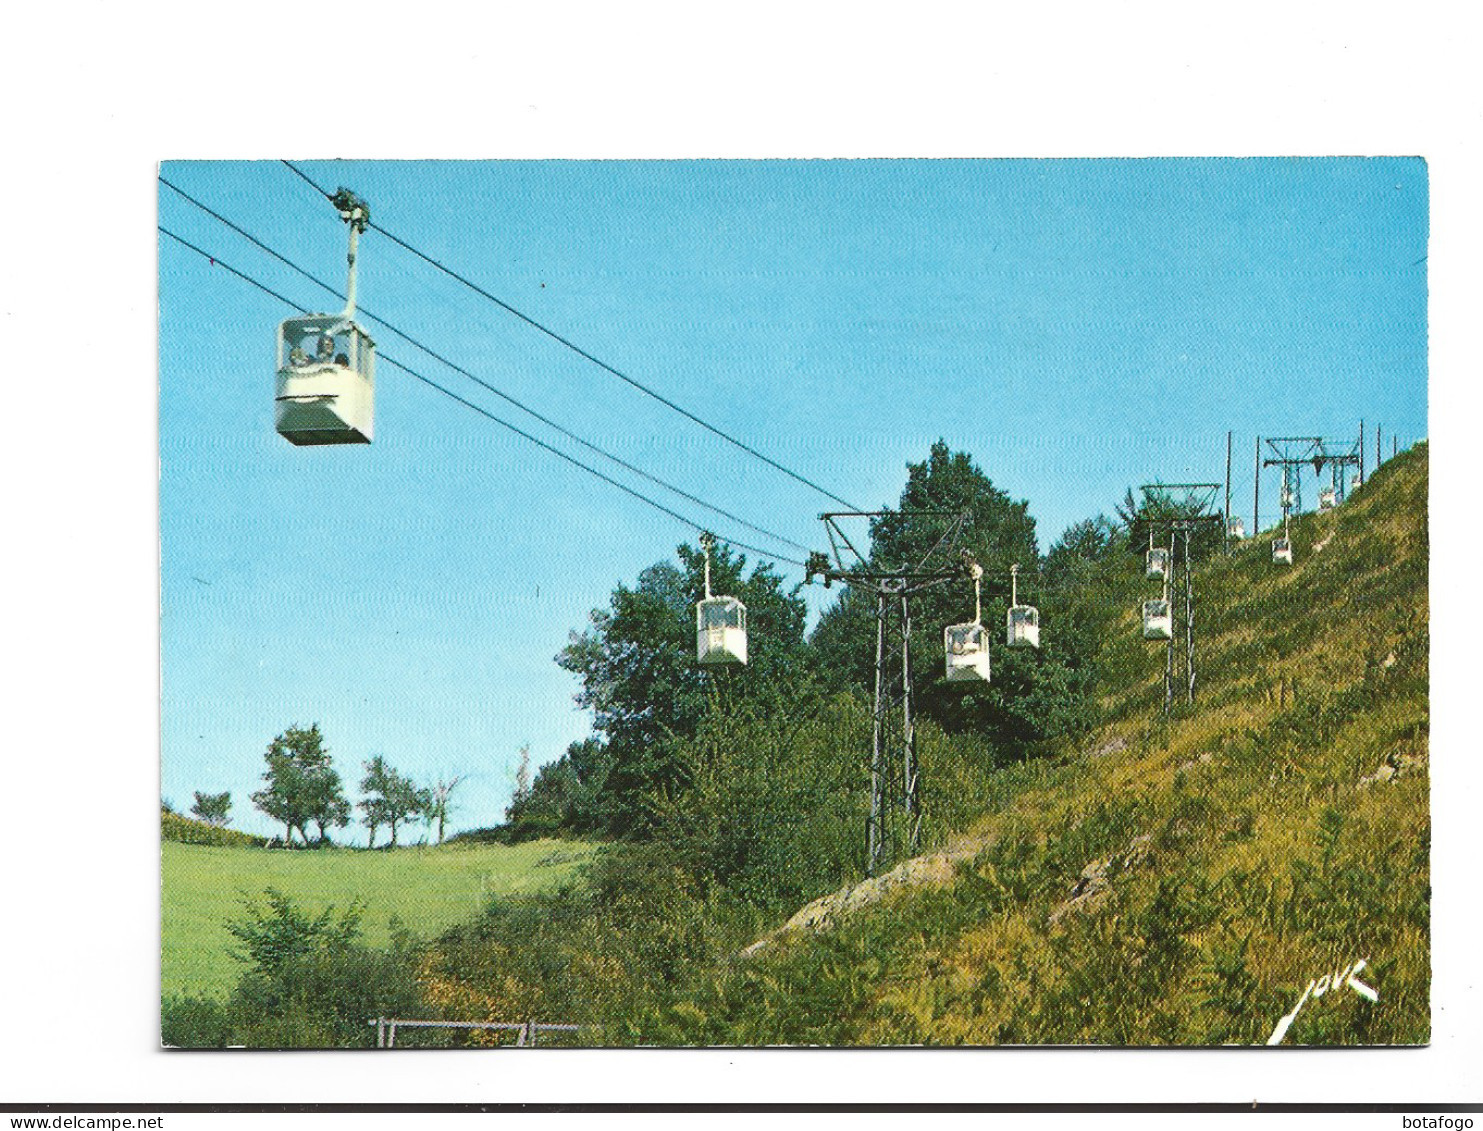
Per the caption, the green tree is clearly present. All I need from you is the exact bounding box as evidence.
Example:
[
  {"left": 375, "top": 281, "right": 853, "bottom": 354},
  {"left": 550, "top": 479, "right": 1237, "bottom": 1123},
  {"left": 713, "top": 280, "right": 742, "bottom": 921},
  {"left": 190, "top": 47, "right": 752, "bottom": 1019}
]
[
  {"left": 513, "top": 745, "right": 532, "bottom": 808},
  {"left": 426, "top": 774, "right": 466, "bottom": 845},
  {"left": 558, "top": 541, "right": 812, "bottom": 835},
  {"left": 810, "top": 441, "right": 1092, "bottom": 747},
  {"left": 251, "top": 724, "right": 349, "bottom": 846},
  {"left": 190, "top": 790, "right": 232, "bottom": 827},
  {"left": 358, "top": 755, "right": 429, "bottom": 848},
  {"left": 1115, "top": 487, "right": 1225, "bottom": 562},
  {"left": 505, "top": 738, "right": 615, "bottom": 839}
]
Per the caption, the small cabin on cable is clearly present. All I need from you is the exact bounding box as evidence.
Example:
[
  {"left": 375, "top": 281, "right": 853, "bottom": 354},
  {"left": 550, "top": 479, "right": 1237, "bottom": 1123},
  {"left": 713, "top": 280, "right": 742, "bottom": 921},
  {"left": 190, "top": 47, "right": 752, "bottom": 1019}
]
[
  {"left": 1227, "top": 517, "right": 1246, "bottom": 540},
  {"left": 1319, "top": 486, "right": 1337, "bottom": 511},
  {"left": 275, "top": 316, "right": 375, "bottom": 445},
  {"left": 1142, "top": 599, "right": 1173, "bottom": 640},
  {"left": 1005, "top": 563, "right": 1040, "bottom": 650},
  {"left": 696, "top": 596, "right": 747, "bottom": 665},
  {"left": 945, "top": 622, "right": 991, "bottom": 682},
  {"left": 695, "top": 533, "right": 747, "bottom": 665},
  {"left": 1146, "top": 546, "right": 1170, "bottom": 580},
  {"left": 1272, "top": 537, "right": 1294, "bottom": 566},
  {"left": 1006, "top": 605, "right": 1040, "bottom": 650}
]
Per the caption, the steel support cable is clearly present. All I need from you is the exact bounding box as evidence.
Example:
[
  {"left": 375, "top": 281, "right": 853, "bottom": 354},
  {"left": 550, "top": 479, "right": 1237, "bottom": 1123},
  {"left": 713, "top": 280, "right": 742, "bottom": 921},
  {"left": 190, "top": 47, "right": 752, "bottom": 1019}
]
[
  {"left": 159, "top": 176, "right": 810, "bottom": 555},
  {"left": 280, "top": 159, "right": 865, "bottom": 512},
  {"left": 158, "top": 226, "right": 806, "bottom": 568}
]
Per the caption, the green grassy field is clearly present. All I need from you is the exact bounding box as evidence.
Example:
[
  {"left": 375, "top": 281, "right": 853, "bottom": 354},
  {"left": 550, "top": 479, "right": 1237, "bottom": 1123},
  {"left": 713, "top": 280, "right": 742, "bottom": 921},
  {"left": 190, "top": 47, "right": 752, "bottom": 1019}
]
[{"left": 162, "top": 838, "right": 600, "bottom": 999}]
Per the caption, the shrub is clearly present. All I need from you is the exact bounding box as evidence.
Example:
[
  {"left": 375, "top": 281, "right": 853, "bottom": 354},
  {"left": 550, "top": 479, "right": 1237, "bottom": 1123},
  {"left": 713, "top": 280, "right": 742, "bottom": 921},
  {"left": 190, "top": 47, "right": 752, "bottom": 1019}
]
[
  {"left": 162, "top": 890, "right": 428, "bottom": 1048},
  {"left": 162, "top": 808, "right": 267, "bottom": 848}
]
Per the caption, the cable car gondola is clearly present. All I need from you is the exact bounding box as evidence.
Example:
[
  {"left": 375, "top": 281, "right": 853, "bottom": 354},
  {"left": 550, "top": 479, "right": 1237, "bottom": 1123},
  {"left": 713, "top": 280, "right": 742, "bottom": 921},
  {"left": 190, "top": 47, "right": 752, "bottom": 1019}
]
[
  {"left": 1146, "top": 534, "right": 1170, "bottom": 580},
  {"left": 945, "top": 562, "right": 991, "bottom": 682},
  {"left": 1142, "top": 598, "right": 1173, "bottom": 640},
  {"left": 1228, "top": 517, "right": 1245, "bottom": 540},
  {"left": 1319, "top": 485, "right": 1337, "bottom": 511},
  {"left": 1272, "top": 514, "right": 1294, "bottom": 566},
  {"left": 1005, "top": 563, "right": 1040, "bottom": 650},
  {"left": 696, "top": 534, "right": 747, "bottom": 665},
  {"left": 276, "top": 189, "right": 376, "bottom": 446},
  {"left": 275, "top": 316, "right": 375, "bottom": 444}
]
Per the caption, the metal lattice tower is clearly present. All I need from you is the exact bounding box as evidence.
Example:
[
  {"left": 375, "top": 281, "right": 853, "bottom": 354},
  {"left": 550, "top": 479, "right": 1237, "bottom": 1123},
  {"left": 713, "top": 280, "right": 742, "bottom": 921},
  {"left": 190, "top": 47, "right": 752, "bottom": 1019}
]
[
  {"left": 1257, "top": 432, "right": 1364, "bottom": 530},
  {"left": 1260, "top": 437, "right": 1322, "bottom": 527},
  {"left": 807, "top": 510, "right": 976, "bottom": 876},
  {"left": 1315, "top": 436, "right": 1363, "bottom": 504},
  {"left": 1140, "top": 484, "right": 1223, "bottom": 714}
]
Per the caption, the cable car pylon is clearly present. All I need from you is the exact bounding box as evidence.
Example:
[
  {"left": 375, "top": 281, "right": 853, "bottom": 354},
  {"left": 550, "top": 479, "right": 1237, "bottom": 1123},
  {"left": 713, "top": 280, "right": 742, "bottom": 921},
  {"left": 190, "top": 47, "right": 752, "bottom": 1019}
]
[
  {"left": 806, "top": 510, "right": 978, "bottom": 876},
  {"left": 1135, "top": 483, "right": 1224, "bottom": 713}
]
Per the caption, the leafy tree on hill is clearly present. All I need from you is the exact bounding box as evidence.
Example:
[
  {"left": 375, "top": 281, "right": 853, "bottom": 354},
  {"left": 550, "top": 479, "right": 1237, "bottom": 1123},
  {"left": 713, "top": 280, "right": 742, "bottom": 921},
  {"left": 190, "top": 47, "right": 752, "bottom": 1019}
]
[
  {"left": 557, "top": 541, "right": 812, "bottom": 835},
  {"left": 810, "top": 441, "right": 1093, "bottom": 747},
  {"left": 812, "top": 441, "right": 1039, "bottom": 693},
  {"left": 426, "top": 774, "right": 466, "bottom": 845},
  {"left": 359, "top": 755, "right": 429, "bottom": 848},
  {"left": 1041, "top": 513, "right": 1135, "bottom": 688},
  {"left": 1116, "top": 487, "right": 1225, "bottom": 561},
  {"left": 251, "top": 724, "right": 350, "bottom": 846},
  {"left": 191, "top": 790, "right": 232, "bottom": 827},
  {"left": 513, "top": 745, "right": 532, "bottom": 808},
  {"left": 504, "top": 737, "right": 615, "bottom": 840}
]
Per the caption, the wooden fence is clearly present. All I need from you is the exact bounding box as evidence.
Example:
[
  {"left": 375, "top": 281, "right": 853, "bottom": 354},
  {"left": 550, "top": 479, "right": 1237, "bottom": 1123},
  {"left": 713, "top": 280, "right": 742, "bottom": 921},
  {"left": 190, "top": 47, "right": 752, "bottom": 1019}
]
[{"left": 369, "top": 1017, "right": 581, "bottom": 1048}]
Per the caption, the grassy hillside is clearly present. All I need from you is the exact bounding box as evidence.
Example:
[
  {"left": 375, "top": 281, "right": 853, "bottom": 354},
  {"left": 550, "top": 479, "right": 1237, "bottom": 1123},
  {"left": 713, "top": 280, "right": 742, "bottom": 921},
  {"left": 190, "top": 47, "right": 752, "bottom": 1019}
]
[
  {"left": 162, "top": 807, "right": 267, "bottom": 847},
  {"left": 175, "top": 444, "right": 1426, "bottom": 1047},
  {"left": 161, "top": 838, "right": 598, "bottom": 998},
  {"left": 673, "top": 443, "right": 1428, "bottom": 1044}
]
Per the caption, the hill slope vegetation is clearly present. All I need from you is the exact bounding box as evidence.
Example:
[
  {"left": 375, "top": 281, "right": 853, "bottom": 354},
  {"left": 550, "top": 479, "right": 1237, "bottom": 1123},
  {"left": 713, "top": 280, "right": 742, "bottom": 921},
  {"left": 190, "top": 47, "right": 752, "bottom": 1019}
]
[
  {"left": 425, "top": 443, "right": 1429, "bottom": 1046},
  {"left": 166, "top": 443, "right": 1427, "bottom": 1046}
]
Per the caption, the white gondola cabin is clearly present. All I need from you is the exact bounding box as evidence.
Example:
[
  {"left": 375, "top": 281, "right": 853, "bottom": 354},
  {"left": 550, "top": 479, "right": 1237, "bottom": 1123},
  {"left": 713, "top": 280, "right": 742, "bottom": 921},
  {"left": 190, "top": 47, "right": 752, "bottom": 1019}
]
[
  {"left": 696, "top": 596, "right": 747, "bottom": 665},
  {"left": 275, "top": 316, "right": 375, "bottom": 445},
  {"left": 1007, "top": 605, "right": 1040, "bottom": 650},
  {"left": 277, "top": 187, "right": 376, "bottom": 446},
  {"left": 1146, "top": 546, "right": 1170, "bottom": 580},
  {"left": 1142, "top": 599, "right": 1172, "bottom": 640},
  {"left": 945, "top": 561, "right": 991, "bottom": 682},
  {"left": 945, "top": 622, "right": 991, "bottom": 682},
  {"left": 1005, "top": 565, "right": 1039, "bottom": 649},
  {"left": 1319, "top": 486, "right": 1337, "bottom": 511},
  {"left": 695, "top": 533, "right": 747, "bottom": 665},
  {"left": 1272, "top": 537, "right": 1293, "bottom": 565},
  {"left": 1228, "top": 517, "right": 1246, "bottom": 540}
]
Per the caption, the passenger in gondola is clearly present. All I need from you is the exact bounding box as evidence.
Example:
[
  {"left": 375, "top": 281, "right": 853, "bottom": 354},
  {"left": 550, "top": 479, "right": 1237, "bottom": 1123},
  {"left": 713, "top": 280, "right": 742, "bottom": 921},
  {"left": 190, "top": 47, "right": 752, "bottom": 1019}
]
[
  {"left": 316, "top": 334, "right": 335, "bottom": 363},
  {"left": 335, "top": 353, "right": 350, "bottom": 366},
  {"left": 289, "top": 345, "right": 310, "bottom": 367}
]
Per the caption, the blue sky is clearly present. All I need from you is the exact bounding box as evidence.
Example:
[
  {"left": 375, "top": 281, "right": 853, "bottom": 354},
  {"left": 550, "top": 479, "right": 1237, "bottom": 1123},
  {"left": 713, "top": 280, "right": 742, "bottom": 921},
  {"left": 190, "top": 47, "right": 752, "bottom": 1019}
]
[{"left": 159, "top": 157, "right": 1427, "bottom": 842}]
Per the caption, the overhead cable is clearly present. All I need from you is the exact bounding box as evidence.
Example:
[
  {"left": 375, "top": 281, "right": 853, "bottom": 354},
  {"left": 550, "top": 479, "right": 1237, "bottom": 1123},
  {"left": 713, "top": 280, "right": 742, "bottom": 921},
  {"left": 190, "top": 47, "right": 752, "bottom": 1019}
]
[
  {"left": 281, "top": 159, "right": 864, "bottom": 512},
  {"left": 158, "top": 225, "right": 806, "bottom": 569},
  {"left": 159, "top": 176, "right": 810, "bottom": 555}
]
